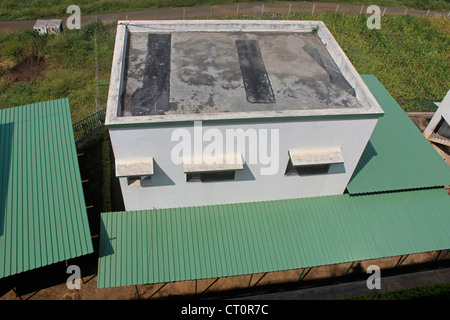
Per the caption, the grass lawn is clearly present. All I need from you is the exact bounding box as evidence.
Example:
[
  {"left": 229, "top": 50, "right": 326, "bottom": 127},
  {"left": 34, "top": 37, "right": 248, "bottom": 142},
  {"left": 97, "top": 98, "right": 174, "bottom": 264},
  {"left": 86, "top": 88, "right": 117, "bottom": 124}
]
[
  {"left": 344, "top": 282, "right": 450, "bottom": 300},
  {"left": 0, "top": 0, "right": 449, "bottom": 21},
  {"left": 0, "top": 13, "right": 449, "bottom": 120}
]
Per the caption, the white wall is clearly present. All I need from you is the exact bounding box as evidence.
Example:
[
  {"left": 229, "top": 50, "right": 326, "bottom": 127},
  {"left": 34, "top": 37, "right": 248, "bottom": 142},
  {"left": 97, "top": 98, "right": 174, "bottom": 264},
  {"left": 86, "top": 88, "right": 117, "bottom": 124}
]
[{"left": 109, "top": 117, "right": 378, "bottom": 210}]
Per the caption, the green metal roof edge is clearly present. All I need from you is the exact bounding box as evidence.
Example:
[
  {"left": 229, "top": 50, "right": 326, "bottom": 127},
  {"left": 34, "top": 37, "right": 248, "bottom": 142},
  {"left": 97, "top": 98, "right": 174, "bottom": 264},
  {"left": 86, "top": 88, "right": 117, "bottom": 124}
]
[
  {"left": 97, "top": 187, "right": 450, "bottom": 288},
  {"left": 347, "top": 75, "right": 450, "bottom": 194},
  {"left": 0, "top": 99, "right": 93, "bottom": 279}
]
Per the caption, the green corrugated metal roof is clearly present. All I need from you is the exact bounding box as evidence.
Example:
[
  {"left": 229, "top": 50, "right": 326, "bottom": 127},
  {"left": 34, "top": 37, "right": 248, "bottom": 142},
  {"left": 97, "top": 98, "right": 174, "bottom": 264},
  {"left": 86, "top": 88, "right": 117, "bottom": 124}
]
[
  {"left": 347, "top": 75, "right": 450, "bottom": 194},
  {"left": 0, "top": 99, "right": 93, "bottom": 279},
  {"left": 97, "top": 188, "right": 450, "bottom": 288}
]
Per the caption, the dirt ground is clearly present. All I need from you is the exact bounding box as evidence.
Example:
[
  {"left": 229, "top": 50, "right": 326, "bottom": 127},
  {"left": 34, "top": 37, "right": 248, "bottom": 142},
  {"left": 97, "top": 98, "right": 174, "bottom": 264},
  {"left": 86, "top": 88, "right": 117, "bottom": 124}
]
[{"left": 0, "top": 58, "right": 47, "bottom": 83}]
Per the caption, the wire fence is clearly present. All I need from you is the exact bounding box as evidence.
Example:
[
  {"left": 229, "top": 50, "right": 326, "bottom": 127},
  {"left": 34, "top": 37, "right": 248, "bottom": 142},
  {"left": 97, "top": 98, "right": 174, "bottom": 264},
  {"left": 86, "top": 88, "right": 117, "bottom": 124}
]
[
  {"left": 73, "top": 108, "right": 106, "bottom": 142},
  {"left": 395, "top": 99, "right": 442, "bottom": 112}
]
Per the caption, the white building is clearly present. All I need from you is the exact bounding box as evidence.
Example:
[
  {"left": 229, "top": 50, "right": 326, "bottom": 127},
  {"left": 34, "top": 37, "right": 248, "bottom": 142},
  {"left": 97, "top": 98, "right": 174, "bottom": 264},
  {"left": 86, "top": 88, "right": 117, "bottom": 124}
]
[
  {"left": 105, "top": 20, "right": 384, "bottom": 210},
  {"left": 33, "top": 19, "right": 63, "bottom": 35}
]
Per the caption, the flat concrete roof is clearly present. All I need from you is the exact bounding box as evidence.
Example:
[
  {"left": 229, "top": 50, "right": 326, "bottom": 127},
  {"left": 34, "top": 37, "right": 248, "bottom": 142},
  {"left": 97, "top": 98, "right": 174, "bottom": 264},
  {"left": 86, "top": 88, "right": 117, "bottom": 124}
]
[{"left": 106, "top": 21, "right": 384, "bottom": 126}]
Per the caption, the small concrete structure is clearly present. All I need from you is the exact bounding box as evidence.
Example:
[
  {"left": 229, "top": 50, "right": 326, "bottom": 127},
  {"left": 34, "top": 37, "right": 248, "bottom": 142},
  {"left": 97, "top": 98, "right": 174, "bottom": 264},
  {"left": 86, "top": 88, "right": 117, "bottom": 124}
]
[
  {"left": 33, "top": 19, "right": 63, "bottom": 35},
  {"left": 423, "top": 90, "right": 450, "bottom": 146},
  {"left": 106, "top": 20, "right": 384, "bottom": 210}
]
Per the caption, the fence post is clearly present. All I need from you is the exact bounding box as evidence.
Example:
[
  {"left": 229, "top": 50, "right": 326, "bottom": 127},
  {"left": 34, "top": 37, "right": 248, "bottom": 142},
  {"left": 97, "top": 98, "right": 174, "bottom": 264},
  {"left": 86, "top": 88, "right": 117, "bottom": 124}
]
[{"left": 73, "top": 108, "right": 107, "bottom": 143}]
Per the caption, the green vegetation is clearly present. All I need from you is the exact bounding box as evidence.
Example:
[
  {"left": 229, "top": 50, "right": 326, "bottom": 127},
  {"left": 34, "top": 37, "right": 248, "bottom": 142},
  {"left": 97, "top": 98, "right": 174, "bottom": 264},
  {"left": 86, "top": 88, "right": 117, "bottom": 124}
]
[
  {"left": 76, "top": 129, "right": 114, "bottom": 242},
  {"left": 102, "top": 133, "right": 112, "bottom": 213},
  {"left": 0, "top": 14, "right": 449, "bottom": 118},
  {"left": 0, "top": 0, "right": 449, "bottom": 21},
  {"left": 344, "top": 282, "right": 450, "bottom": 300}
]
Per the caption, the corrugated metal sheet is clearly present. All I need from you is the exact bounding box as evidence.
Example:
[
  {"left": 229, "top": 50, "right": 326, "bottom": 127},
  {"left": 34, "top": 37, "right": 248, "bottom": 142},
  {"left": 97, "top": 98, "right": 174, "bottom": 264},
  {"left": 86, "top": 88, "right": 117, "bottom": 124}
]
[
  {"left": 0, "top": 99, "right": 93, "bottom": 279},
  {"left": 97, "top": 187, "right": 450, "bottom": 288},
  {"left": 96, "top": 76, "right": 450, "bottom": 288},
  {"left": 347, "top": 75, "right": 450, "bottom": 194}
]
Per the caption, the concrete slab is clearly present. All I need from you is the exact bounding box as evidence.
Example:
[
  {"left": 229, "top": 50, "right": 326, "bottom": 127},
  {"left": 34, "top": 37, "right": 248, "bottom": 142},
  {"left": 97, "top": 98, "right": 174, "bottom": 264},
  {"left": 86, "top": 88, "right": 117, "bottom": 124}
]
[
  {"left": 238, "top": 268, "right": 450, "bottom": 300},
  {"left": 106, "top": 21, "right": 384, "bottom": 126}
]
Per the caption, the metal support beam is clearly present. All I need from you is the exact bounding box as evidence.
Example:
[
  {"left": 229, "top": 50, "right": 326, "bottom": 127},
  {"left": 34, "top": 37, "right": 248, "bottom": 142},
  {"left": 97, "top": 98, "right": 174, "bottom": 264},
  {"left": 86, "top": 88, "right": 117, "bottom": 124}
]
[
  {"left": 202, "top": 278, "right": 220, "bottom": 294},
  {"left": 298, "top": 267, "right": 313, "bottom": 281},
  {"left": 436, "top": 250, "right": 450, "bottom": 262},
  {"left": 439, "top": 250, "right": 450, "bottom": 261},
  {"left": 12, "top": 287, "right": 23, "bottom": 300},
  {"left": 135, "top": 285, "right": 140, "bottom": 300},
  {"left": 395, "top": 254, "right": 409, "bottom": 268}
]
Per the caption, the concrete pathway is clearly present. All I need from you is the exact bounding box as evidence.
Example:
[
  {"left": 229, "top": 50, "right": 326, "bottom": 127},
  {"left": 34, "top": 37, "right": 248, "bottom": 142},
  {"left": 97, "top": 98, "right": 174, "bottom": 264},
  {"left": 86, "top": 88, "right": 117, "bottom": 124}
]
[{"left": 0, "top": 1, "right": 449, "bottom": 33}]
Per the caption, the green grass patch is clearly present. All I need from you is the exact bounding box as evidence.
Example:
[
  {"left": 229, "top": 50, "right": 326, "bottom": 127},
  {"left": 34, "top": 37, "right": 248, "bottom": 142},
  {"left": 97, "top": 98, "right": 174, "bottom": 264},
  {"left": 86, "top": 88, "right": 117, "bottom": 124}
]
[
  {"left": 0, "top": 1, "right": 449, "bottom": 21},
  {"left": 312, "top": 13, "right": 450, "bottom": 100},
  {"left": 101, "top": 133, "right": 112, "bottom": 213}
]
